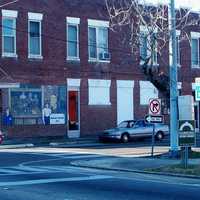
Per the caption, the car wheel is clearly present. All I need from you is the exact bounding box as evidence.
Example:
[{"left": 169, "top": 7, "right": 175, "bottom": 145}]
[
  {"left": 155, "top": 131, "right": 164, "bottom": 141},
  {"left": 121, "top": 133, "right": 129, "bottom": 143}
]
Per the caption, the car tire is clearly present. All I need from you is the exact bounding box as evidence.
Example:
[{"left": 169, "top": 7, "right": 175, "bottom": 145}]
[
  {"left": 155, "top": 131, "right": 164, "bottom": 141},
  {"left": 121, "top": 133, "right": 129, "bottom": 143}
]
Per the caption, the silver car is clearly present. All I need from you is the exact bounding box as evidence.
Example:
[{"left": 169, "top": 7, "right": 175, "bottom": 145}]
[{"left": 99, "top": 120, "right": 169, "bottom": 143}]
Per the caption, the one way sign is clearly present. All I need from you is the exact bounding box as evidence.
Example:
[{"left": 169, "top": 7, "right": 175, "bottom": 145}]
[{"left": 145, "top": 115, "right": 164, "bottom": 124}]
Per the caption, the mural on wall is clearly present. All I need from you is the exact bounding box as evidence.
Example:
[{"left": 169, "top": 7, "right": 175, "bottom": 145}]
[{"left": 9, "top": 85, "right": 66, "bottom": 125}]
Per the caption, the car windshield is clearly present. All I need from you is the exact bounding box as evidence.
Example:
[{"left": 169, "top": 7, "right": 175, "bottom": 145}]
[{"left": 118, "top": 121, "right": 129, "bottom": 128}]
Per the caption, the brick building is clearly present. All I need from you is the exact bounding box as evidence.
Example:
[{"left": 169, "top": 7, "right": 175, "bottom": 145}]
[{"left": 0, "top": 0, "right": 199, "bottom": 139}]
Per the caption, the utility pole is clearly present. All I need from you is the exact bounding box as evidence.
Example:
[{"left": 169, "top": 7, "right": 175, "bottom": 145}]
[{"left": 169, "top": 0, "right": 179, "bottom": 156}]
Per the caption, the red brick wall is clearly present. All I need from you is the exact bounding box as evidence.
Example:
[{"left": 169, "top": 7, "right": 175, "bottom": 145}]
[{"left": 0, "top": 0, "right": 198, "bottom": 138}]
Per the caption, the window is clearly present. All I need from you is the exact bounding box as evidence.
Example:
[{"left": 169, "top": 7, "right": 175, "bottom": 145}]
[
  {"left": 88, "top": 19, "right": 109, "bottom": 61},
  {"left": 67, "top": 17, "right": 80, "bottom": 60},
  {"left": 140, "top": 33, "right": 148, "bottom": 61},
  {"left": 1, "top": 10, "right": 18, "bottom": 57},
  {"left": 140, "top": 27, "right": 158, "bottom": 65},
  {"left": 140, "top": 81, "right": 158, "bottom": 105},
  {"left": 28, "top": 12, "right": 43, "bottom": 59},
  {"left": 88, "top": 79, "right": 111, "bottom": 105},
  {"left": 191, "top": 38, "right": 199, "bottom": 67}
]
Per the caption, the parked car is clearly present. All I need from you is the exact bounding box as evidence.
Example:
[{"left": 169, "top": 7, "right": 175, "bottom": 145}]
[
  {"left": 99, "top": 119, "right": 169, "bottom": 143},
  {"left": 0, "top": 131, "right": 4, "bottom": 144}
]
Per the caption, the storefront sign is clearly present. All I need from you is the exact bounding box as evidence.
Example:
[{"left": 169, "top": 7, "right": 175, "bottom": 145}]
[{"left": 50, "top": 114, "right": 65, "bottom": 124}]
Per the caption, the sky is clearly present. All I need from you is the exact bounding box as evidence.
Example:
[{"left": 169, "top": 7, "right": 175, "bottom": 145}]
[{"left": 143, "top": 0, "right": 200, "bottom": 11}]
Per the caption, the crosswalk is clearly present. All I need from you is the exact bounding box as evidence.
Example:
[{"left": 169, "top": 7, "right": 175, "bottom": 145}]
[{"left": 0, "top": 153, "right": 105, "bottom": 176}]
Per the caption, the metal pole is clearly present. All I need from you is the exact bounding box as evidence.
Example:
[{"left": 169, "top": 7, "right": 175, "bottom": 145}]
[
  {"left": 151, "top": 123, "right": 155, "bottom": 157},
  {"left": 169, "top": 0, "right": 179, "bottom": 156}
]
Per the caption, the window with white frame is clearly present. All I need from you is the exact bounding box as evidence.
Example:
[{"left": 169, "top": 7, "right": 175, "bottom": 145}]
[
  {"left": 2, "top": 10, "right": 18, "bottom": 57},
  {"left": 67, "top": 17, "right": 80, "bottom": 60},
  {"left": 191, "top": 32, "right": 200, "bottom": 68},
  {"left": 140, "top": 27, "right": 158, "bottom": 65},
  {"left": 140, "top": 81, "right": 158, "bottom": 105},
  {"left": 28, "top": 12, "right": 43, "bottom": 58},
  {"left": 88, "top": 19, "right": 109, "bottom": 61},
  {"left": 88, "top": 79, "right": 111, "bottom": 105}
]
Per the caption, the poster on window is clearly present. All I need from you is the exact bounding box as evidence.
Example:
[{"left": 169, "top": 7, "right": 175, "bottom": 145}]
[{"left": 10, "top": 90, "right": 42, "bottom": 116}]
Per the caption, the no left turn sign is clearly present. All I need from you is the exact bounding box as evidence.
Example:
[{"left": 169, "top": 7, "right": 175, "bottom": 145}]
[{"left": 149, "top": 98, "right": 161, "bottom": 115}]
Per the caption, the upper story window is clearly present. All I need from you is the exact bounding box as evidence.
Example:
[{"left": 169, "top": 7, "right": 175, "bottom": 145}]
[
  {"left": 140, "top": 26, "right": 158, "bottom": 65},
  {"left": 88, "top": 19, "right": 110, "bottom": 62},
  {"left": 66, "top": 17, "right": 80, "bottom": 60},
  {"left": 191, "top": 32, "right": 200, "bottom": 68},
  {"left": 1, "top": 9, "right": 18, "bottom": 57},
  {"left": 28, "top": 12, "right": 43, "bottom": 59}
]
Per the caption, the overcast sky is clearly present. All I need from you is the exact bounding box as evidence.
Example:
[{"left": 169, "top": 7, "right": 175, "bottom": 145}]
[{"left": 143, "top": 0, "right": 200, "bottom": 11}]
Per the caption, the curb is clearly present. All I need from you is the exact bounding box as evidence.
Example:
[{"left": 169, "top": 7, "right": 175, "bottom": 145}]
[
  {"left": 0, "top": 143, "right": 34, "bottom": 149},
  {"left": 70, "top": 161, "right": 200, "bottom": 180}
]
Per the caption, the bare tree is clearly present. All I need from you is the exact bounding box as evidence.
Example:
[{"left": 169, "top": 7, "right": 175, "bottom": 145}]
[{"left": 105, "top": 0, "right": 200, "bottom": 98}]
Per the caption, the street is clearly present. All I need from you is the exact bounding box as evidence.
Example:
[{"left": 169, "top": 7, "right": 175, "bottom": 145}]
[{"left": 0, "top": 140, "right": 200, "bottom": 200}]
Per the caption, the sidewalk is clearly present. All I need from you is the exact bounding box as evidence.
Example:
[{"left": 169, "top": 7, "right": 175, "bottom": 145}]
[
  {"left": 0, "top": 135, "right": 99, "bottom": 149},
  {"left": 71, "top": 150, "right": 200, "bottom": 179}
]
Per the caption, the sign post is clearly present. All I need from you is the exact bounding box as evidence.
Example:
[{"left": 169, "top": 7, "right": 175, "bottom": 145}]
[
  {"left": 148, "top": 98, "right": 162, "bottom": 157},
  {"left": 179, "top": 120, "right": 196, "bottom": 168}
]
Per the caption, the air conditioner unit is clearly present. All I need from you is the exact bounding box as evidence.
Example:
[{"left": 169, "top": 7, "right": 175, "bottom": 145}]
[{"left": 99, "top": 52, "right": 111, "bottom": 61}]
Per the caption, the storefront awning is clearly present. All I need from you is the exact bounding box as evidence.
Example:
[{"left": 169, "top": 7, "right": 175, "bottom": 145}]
[{"left": 0, "top": 82, "right": 20, "bottom": 88}]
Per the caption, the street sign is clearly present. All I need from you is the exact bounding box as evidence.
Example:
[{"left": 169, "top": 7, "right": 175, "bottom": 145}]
[
  {"left": 179, "top": 120, "right": 196, "bottom": 147},
  {"left": 145, "top": 115, "right": 164, "bottom": 124},
  {"left": 195, "top": 85, "right": 200, "bottom": 101},
  {"left": 149, "top": 98, "right": 161, "bottom": 115},
  {"left": 195, "top": 78, "right": 200, "bottom": 101}
]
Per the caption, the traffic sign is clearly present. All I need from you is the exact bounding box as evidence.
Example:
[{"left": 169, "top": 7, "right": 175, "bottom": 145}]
[
  {"left": 179, "top": 120, "right": 196, "bottom": 147},
  {"left": 149, "top": 98, "right": 161, "bottom": 115},
  {"left": 195, "top": 85, "right": 200, "bottom": 101},
  {"left": 145, "top": 115, "right": 164, "bottom": 124}
]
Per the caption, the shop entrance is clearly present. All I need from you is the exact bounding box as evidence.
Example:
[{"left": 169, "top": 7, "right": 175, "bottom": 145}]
[{"left": 67, "top": 89, "right": 80, "bottom": 138}]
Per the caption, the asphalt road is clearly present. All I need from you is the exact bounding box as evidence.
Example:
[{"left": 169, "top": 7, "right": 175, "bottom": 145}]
[{"left": 0, "top": 144, "right": 200, "bottom": 200}]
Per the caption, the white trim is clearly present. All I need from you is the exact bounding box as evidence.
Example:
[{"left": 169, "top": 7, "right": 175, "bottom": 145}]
[
  {"left": 176, "top": 30, "right": 181, "bottom": 36},
  {"left": 28, "top": 12, "right": 43, "bottom": 21},
  {"left": 177, "top": 82, "right": 182, "bottom": 90},
  {"left": 117, "top": 80, "right": 134, "bottom": 88},
  {"left": 2, "top": 10, "right": 18, "bottom": 18},
  {"left": 0, "top": 83, "right": 19, "bottom": 88},
  {"left": 88, "top": 79, "right": 111, "bottom": 87},
  {"left": 139, "top": 81, "right": 155, "bottom": 89},
  {"left": 88, "top": 79, "right": 111, "bottom": 105},
  {"left": 88, "top": 19, "right": 109, "bottom": 28},
  {"left": 66, "top": 17, "right": 80, "bottom": 25},
  {"left": 191, "top": 32, "right": 200, "bottom": 39},
  {"left": 67, "top": 79, "right": 81, "bottom": 87}
]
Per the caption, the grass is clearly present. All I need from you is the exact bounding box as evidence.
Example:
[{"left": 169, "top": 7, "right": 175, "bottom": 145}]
[{"left": 147, "top": 164, "right": 200, "bottom": 176}]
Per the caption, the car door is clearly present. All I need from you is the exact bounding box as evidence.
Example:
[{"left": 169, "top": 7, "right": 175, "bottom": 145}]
[
  {"left": 129, "top": 120, "right": 148, "bottom": 138},
  {"left": 131, "top": 121, "right": 153, "bottom": 137}
]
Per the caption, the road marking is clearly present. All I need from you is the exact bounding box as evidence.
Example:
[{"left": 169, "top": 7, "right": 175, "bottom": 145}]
[{"left": 0, "top": 175, "right": 112, "bottom": 187}]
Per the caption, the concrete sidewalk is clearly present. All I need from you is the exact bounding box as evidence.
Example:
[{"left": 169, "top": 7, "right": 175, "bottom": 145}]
[
  {"left": 0, "top": 135, "right": 99, "bottom": 149},
  {"left": 71, "top": 151, "right": 200, "bottom": 179}
]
